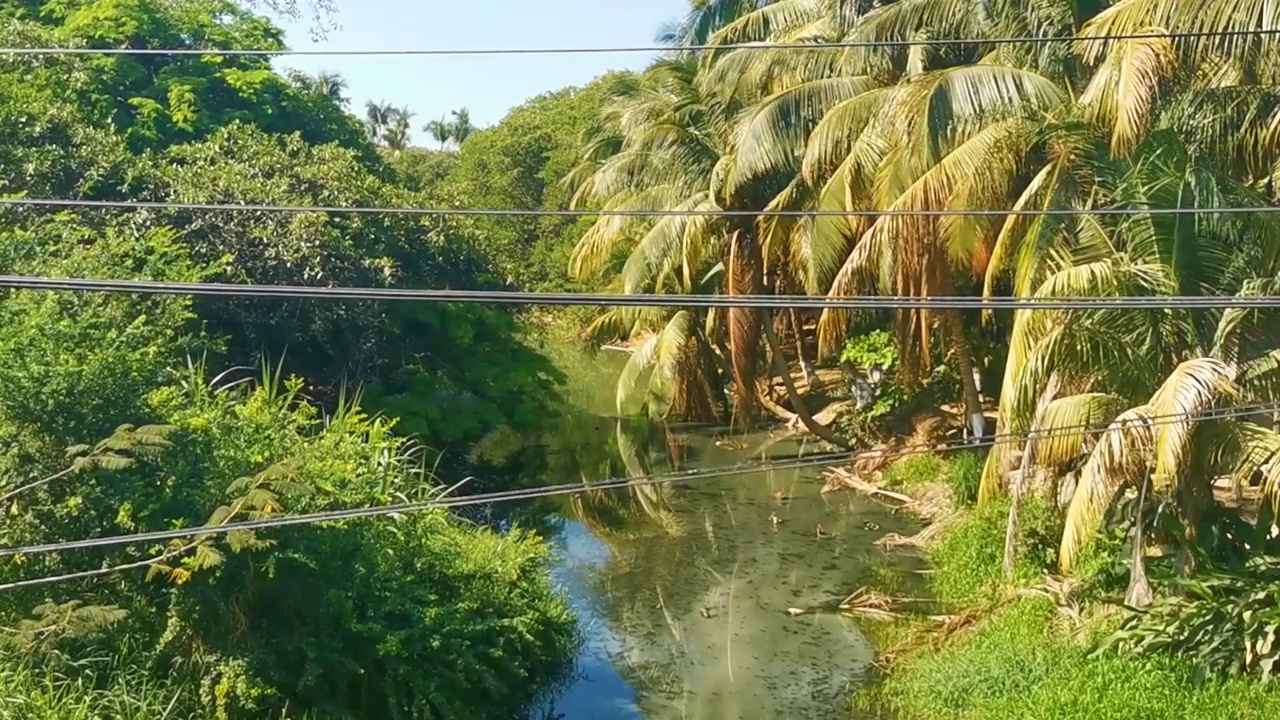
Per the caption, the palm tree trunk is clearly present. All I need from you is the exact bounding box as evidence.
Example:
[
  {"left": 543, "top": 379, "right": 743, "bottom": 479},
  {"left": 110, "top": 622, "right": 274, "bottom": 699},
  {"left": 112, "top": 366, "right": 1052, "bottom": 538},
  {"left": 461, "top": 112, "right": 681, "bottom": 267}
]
[
  {"left": 761, "top": 312, "right": 852, "bottom": 449},
  {"left": 945, "top": 309, "right": 987, "bottom": 440},
  {"left": 1126, "top": 476, "right": 1154, "bottom": 608},
  {"left": 788, "top": 308, "right": 819, "bottom": 389},
  {"left": 727, "top": 229, "right": 762, "bottom": 432},
  {"left": 1004, "top": 375, "right": 1059, "bottom": 580}
]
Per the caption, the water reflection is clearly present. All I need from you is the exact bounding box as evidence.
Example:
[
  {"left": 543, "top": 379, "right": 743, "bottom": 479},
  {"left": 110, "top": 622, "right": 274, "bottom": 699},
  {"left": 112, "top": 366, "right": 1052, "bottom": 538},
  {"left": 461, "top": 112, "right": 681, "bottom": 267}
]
[{"left": 539, "top": 419, "right": 918, "bottom": 720}]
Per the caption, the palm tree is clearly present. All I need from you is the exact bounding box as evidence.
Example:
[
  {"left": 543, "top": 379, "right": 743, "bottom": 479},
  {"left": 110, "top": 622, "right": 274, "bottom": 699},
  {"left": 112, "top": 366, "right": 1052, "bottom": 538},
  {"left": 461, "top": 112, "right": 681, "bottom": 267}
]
[
  {"left": 384, "top": 106, "right": 415, "bottom": 153},
  {"left": 423, "top": 116, "right": 454, "bottom": 150},
  {"left": 364, "top": 100, "right": 393, "bottom": 144},
  {"left": 565, "top": 0, "right": 1280, "bottom": 596},
  {"left": 450, "top": 107, "right": 475, "bottom": 146},
  {"left": 312, "top": 71, "right": 348, "bottom": 107}
]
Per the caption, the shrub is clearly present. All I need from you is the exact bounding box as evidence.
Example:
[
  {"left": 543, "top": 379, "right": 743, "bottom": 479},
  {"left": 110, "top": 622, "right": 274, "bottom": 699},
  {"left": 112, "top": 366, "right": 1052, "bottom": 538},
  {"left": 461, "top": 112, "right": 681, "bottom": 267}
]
[
  {"left": 947, "top": 450, "right": 984, "bottom": 506},
  {"left": 1097, "top": 556, "right": 1280, "bottom": 681}
]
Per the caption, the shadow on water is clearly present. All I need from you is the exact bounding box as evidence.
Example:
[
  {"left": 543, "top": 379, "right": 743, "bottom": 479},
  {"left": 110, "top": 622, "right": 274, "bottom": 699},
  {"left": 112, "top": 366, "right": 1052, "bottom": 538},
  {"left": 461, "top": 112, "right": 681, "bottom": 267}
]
[{"left": 483, "top": 340, "right": 924, "bottom": 719}]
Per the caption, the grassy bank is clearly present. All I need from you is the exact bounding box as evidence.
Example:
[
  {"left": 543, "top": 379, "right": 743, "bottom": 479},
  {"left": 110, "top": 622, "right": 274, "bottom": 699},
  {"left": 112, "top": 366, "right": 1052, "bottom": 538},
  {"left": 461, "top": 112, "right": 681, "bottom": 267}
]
[{"left": 856, "top": 454, "right": 1280, "bottom": 720}]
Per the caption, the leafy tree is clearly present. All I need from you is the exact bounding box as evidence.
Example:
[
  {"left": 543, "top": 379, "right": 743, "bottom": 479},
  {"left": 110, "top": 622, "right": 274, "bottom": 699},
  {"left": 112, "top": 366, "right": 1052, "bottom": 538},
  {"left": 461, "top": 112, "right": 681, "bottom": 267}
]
[
  {"left": 1, "top": 0, "right": 369, "bottom": 153},
  {"left": 432, "top": 74, "right": 631, "bottom": 290}
]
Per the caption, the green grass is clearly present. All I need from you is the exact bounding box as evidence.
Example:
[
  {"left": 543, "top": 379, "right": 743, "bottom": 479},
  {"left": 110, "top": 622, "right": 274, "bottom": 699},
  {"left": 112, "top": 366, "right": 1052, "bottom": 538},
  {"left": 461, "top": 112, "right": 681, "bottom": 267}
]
[
  {"left": 927, "top": 498, "right": 1061, "bottom": 610},
  {"left": 882, "top": 450, "right": 984, "bottom": 506},
  {"left": 863, "top": 598, "right": 1280, "bottom": 720}
]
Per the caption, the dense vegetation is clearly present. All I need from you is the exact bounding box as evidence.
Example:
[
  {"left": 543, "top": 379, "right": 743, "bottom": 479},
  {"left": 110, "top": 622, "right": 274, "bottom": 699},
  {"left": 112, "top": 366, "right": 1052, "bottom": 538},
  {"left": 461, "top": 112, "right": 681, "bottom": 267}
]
[
  {"left": 562, "top": 0, "right": 1280, "bottom": 716},
  {"left": 8, "top": 0, "right": 1280, "bottom": 717},
  {"left": 0, "top": 0, "right": 603, "bottom": 717}
]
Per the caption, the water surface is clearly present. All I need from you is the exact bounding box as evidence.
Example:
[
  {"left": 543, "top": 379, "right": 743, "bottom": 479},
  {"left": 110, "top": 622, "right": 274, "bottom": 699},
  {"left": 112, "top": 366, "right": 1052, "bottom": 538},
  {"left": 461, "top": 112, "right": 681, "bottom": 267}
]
[{"left": 523, "top": 341, "right": 920, "bottom": 719}]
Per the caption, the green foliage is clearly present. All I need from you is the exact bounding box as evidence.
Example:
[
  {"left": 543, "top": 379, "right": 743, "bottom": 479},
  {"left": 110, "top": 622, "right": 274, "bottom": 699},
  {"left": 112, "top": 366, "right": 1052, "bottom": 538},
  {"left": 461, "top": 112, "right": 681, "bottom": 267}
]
[
  {"left": 1098, "top": 557, "right": 1280, "bottom": 682},
  {"left": 421, "top": 74, "right": 633, "bottom": 291},
  {"left": 0, "top": 652, "right": 197, "bottom": 720},
  {"left": 839, "top": 330, "right": 897, "bottom": 371},
  {"left": 927, "top": 498, "right": 1061, "bottom": 609},
  {"left": 864, "top": 598, "right": 1280, "bottom": 720},
  {"left": 948, "top": 450, "right": 985, "bottom": 506},
  {"left": 1, "top": 377, "right": 579, "bottom": 720},
  {"left": 883, "top": 454, "right": 949, "bottom": 490}
]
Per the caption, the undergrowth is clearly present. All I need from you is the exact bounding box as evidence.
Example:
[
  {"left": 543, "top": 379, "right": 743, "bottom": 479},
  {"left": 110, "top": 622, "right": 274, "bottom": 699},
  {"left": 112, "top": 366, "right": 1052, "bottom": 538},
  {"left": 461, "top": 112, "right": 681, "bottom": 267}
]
[
  {"left": 858, "top": 453, "right": 1280, "bottom": 719},
  {"left": 861, "top": 599, "right": 1280, "bottom": 720},
  {"left": 926, "top": 497, "right": 1062, "bottom": 609}
]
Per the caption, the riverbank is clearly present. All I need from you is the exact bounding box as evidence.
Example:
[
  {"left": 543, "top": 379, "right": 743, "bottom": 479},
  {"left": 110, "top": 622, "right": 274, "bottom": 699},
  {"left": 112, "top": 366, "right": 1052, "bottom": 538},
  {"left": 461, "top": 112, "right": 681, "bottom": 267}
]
[{"left": 839, "top": 453, "right": 1280, "bottom": 720}]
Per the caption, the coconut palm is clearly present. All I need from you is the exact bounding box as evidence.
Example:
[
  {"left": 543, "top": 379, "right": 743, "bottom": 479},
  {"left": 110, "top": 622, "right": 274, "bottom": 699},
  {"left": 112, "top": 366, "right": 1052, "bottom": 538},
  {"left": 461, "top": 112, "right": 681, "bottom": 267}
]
[
  {"left": 384, "top": 107, "right": 415, "bottom": 153},
  {"left": 450, "top": 107, "right": 476, "bottom": 145},
  {"left": 423, "top": 116, "right": 454, "bottom": 150},
  {"left": 364, "top": 100, "right": 393, "bottom": 144}
]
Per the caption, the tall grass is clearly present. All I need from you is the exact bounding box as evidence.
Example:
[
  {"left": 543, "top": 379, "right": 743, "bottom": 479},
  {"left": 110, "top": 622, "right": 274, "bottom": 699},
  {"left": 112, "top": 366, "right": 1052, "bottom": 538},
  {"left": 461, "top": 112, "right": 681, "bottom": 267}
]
[{"left": 0, "top": 655, "right": 195, "bottom": 720}]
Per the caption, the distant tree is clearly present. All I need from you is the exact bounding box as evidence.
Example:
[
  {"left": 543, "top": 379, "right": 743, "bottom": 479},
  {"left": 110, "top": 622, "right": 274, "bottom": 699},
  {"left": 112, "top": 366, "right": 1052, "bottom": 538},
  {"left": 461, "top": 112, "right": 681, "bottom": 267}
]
[
  {"left": 424, "top": 115, "right": 454, "bottom": 150},
  {"left": 364, "top": 100, "right": 393, "bottom": 143},
  {"left": 288, "top": 70, "right": 348, "bottom": 107},
  {"left": 385, "top": 106, "right": 416, "bottom": 152},
  {"left": 450, "top": 107, "right": 476, "bottom": 146}
]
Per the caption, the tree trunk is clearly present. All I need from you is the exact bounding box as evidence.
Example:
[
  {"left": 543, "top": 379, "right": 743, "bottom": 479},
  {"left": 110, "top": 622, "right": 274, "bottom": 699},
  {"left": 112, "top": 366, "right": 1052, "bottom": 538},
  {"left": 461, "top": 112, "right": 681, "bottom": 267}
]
[
  {"left": 945, "top": 309, "right": 987, "bottom": 441},
  {"left": 727, "top": 229, "right": 763, "bottom": 432},
  {"left": 762, "top": 312, "right": 853, "bottom": 449},
  {"left": 1126, "top": 476, "right": 1154, "bottom": 608},
  {"left": 1004, "top": 375, "right": 1059, "bottom": 580},
  {"left": 788, "top": 308, "right": 820, "bottom": 389}
]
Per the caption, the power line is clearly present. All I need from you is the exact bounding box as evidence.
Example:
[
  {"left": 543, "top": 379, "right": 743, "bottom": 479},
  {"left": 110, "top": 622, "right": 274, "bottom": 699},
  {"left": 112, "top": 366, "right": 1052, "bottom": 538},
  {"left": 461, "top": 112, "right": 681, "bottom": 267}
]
[
  {"left": 1, "top": 401, "right": 1273, "bottom": 578},
  {"left": 2, "top": 28, "right": 1278, "bottom": 57},
  {"left": 2, "top": 275, "right": 1280, "bottom": 311},
  {"left": 3, "top": 197, "right": 1280, "bottom": 218}
]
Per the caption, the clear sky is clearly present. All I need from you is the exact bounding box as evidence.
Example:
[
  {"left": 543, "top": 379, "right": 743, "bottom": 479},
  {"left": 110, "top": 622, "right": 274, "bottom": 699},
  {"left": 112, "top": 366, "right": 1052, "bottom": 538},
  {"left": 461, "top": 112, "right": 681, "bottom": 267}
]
[{"left": 271, "top": 0, "right": 690, "bottom": 137}]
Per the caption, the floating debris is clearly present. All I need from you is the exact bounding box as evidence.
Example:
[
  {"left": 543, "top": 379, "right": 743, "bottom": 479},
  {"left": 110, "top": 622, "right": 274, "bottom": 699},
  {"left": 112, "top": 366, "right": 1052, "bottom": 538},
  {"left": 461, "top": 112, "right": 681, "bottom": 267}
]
[
  {"left": 769, "top": 512, "right": 784, "bottom": 528},
  {"left": 815, "top": 524, "right": 833, "bottom": 539},
  {"left": 786, "top": 607, "right": 807, "bottom": 617}
]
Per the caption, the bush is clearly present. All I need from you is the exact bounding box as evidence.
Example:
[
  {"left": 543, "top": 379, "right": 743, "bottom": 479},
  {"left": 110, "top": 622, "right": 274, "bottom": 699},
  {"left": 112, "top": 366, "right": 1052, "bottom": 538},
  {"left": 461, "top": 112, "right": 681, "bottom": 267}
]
[
  {"left": 0, "top": 377, "right": 579, "bottom": 720},
  {"left": 862, "top": 599, "right": 1280, "bottom": 720},
  {"left": 1098, "top": 556, "right": 1280, "bottom": 681},
  {"left": 928, "top": 498, "right": 1061, "bottom": 609}
]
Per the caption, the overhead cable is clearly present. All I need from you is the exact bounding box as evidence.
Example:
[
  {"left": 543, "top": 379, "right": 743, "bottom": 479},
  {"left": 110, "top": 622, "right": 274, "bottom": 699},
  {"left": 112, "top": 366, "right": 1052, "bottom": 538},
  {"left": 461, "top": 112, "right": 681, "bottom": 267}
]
[
  {"left": 1, "top": 28, "right": 1278, "bottom": 57},
  {"left": 4, "top": 196, "right": 1280, "bottom": 218},
  {"left": 1, "top": 401, "right": 1274, "bottom": 579},
  {"left": 2, "top": 275, "right": 1280, "bottom": 311}
]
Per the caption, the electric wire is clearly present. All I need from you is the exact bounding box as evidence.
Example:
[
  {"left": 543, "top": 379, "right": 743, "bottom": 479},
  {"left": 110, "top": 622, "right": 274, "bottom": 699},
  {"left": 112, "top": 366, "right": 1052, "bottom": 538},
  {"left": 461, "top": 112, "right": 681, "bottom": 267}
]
[
  {"left": 5, "top": 196, "right": 1280, "bottom": 218},
  {"left": 1, "top": 401, "right": 1274, "bottom": 588},
  {"left": 1, "top": 28, "right": 1278, "bottom": 56},
  {"left": 3, "top": 274, "right": 1280, "bottom": 311}
]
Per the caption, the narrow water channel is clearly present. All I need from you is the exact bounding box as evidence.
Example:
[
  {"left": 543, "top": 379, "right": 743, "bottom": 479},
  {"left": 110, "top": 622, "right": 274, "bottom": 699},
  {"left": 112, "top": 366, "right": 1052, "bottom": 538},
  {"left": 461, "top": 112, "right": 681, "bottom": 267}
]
[{"left": 516, "top": 339, "right": 921, "bottom": 719}]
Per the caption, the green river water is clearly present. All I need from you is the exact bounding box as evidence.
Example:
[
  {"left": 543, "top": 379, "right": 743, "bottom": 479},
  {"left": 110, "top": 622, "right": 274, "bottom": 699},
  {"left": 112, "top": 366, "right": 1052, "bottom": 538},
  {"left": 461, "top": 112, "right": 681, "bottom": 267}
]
[{"left": 516, "top": 340, "right": 922, "bottom": 719}]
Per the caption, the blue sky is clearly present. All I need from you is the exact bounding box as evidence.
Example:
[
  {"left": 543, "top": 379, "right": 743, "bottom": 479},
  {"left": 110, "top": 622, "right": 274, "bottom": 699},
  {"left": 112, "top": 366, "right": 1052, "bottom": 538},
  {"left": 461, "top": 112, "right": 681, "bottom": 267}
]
[{"left": 272, "top": 0, "right": 690, "bottom": 137}]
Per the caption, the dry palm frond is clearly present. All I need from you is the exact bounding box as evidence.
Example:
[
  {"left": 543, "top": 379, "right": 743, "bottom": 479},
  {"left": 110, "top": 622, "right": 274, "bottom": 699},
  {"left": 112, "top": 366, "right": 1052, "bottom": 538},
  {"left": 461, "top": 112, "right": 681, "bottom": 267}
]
[
  {"left": 1060, "top": 405, "right": 1155, "bottom": 571},
  {"left": 1079, "top": 31, "right": 1177, "bottom": 156}
]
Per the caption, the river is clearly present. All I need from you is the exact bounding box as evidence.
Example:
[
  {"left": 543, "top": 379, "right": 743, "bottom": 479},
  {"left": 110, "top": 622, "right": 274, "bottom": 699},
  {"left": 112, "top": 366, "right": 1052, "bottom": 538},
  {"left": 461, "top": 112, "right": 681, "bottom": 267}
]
[{"left": 505, "top": 338, "right": 921, "bottom": 720}]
